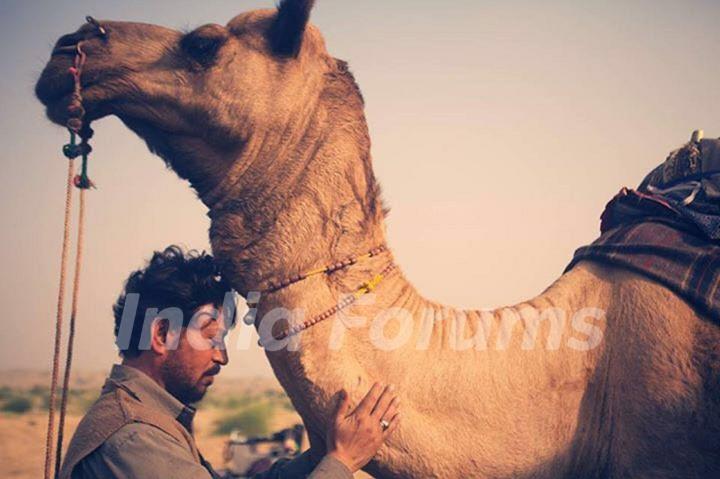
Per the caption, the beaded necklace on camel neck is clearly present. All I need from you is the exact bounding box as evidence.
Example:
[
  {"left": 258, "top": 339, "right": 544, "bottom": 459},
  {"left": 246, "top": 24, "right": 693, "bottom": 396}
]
[{"left": 244, "top": 245, "right": 395, "bottom": 343}]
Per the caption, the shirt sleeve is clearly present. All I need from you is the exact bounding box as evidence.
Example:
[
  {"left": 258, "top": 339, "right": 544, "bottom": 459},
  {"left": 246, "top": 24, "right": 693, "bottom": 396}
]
[
  {"left": 252, "top": 451, "right": 353, "bottom": 479},
  {"left": 77, "top": 423, "right": 213, "bottom": 479}
]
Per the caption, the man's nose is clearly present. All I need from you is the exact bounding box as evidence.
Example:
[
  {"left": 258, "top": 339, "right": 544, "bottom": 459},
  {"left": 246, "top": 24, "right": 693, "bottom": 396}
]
[{"left": 213, "top": 347, "right": 229, "bottom": 366}]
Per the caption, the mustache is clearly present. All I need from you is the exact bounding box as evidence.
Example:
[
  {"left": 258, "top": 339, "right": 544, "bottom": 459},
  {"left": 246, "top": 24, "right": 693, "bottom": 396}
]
[{"left": 204, "top": 365, "right": 222, "bottom": 377}]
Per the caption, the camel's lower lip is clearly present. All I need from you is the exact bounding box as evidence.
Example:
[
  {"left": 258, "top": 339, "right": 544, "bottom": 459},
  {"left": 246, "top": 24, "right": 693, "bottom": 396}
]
[
  {"left": 36, "top": 60, "right": 100, "bottom": 125},
  {"left": 39, "top": 87, "right": 102, "bottom": 127},
  {"left": 43, "top": 94, "right": 75, "bottom": 125}
]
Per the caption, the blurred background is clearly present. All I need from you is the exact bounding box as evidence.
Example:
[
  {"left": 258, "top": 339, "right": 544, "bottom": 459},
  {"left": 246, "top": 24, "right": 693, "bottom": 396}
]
[{"left": 0, "top": 0, "right": 718, "bottom": 477}]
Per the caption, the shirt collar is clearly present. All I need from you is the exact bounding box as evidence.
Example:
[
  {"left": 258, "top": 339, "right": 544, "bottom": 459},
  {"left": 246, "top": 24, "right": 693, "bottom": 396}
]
[{"left": 104, "top": 364, "right": 196, "bottom": 433}]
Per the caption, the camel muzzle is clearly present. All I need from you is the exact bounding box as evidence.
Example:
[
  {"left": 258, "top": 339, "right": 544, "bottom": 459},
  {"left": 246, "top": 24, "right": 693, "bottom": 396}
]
[{"left": 35, "top": 16, "right": 106, "bottom": 112}]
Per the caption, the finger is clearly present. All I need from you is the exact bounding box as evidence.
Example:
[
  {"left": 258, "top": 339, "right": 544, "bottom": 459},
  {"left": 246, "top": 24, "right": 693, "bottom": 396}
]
[
  {"left": 333, "top": 389, "right": 352, "bottom": 422},
  {"left": 379, "top": 397, "right": 400, "bottom": 422},
  {"left": 371, "top": 384, "right": 396, "bottom": 418},
  {"left": 383, "top": 412, "right": 400, "bottom": 437},
  {"left": 354, "top": 382, "right": 384, "bottom": 416}
]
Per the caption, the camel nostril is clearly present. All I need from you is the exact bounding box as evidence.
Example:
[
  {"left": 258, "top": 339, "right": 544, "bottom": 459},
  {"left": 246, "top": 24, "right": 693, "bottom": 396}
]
[
  {"left": 85, "top": 16, "right": 107, "bottom": 37},
  {"left": 56, "top": 32, "right": 82, "bottom": 49}
]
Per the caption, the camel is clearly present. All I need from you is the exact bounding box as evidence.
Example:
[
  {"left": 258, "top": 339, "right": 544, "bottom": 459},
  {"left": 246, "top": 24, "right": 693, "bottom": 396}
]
[{"left": 35, "top": 1, "right": 720, "bottom": 478}]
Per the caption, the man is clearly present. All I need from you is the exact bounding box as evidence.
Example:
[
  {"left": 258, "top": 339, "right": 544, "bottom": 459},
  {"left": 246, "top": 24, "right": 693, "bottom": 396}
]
[{"left": 60, "top": 246, "right": 400, "bottom": 479}]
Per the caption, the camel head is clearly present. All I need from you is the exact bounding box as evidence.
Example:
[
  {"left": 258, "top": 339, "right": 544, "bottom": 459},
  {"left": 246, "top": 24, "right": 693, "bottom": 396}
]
[{"left": 35, "top": 1, "right": 356, "bottom": 198}]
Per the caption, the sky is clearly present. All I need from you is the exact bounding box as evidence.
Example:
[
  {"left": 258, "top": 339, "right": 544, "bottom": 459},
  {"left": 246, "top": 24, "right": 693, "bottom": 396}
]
[{"left": 0, "top": 0, "right": 718, "bottom": 378}]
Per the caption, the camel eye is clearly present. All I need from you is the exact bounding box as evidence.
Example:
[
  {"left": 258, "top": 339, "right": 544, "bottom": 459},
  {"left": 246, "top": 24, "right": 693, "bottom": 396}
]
[{"left": 181, "top": 25, "right": 228, "bottom": 66}]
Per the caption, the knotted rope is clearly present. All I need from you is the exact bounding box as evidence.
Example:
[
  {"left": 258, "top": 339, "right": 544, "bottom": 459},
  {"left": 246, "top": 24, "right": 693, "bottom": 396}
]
[{"left": 43, "top": 37, "right": 94, "bottom": 479}]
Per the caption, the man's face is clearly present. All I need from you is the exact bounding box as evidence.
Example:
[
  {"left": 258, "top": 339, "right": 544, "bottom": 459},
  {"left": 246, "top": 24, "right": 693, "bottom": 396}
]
[{"left": 160, "top": 304, "right": 230, "bottom": 404}]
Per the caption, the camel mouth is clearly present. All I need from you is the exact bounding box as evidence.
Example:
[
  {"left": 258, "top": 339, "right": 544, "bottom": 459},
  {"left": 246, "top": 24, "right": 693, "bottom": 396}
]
[
  {"left": 35, "top": 56, "right": 105, "bottom": 126},
  {"left": 35, "top": 58, "right": 76, "bottom": 109},
  {"left": 37, "top": 24, "right": 111, "bottom": 113}
]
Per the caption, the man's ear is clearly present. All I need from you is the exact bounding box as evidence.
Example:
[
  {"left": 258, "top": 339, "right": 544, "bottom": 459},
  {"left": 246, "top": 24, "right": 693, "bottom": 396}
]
[
  {"left": 269, "top": 0, "right": 315, "bottom": 57},
  {"left": 150, "top": 318, "right": 179, "bottom": 355}
]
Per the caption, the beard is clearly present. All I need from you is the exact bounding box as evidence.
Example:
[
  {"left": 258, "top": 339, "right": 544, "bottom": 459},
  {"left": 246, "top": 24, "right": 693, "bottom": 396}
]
[{"left": 160, "top": 355, "right": 215, "bottom": 405}]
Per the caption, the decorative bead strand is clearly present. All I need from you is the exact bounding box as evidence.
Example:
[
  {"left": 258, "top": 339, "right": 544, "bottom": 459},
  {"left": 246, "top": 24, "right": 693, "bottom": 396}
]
[
  {"left": 263, "top": 244, "right": 387, "bottom": 294},
  {"left": 272, "top": 262, "right": 397, "bottom": 341}
]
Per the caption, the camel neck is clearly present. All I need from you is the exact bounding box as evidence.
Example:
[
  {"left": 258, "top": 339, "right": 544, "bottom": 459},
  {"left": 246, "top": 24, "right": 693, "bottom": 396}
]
[
  {"left": 208, "top": 133, "right": 385, "bottom": 297},
  {"left": 206, "top": 61, "right": 385, "bottom": 295}
]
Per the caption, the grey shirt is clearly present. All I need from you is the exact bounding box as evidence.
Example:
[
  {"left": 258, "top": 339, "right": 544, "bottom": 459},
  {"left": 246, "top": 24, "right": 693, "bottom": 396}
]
[{"left": 75, "top": 365, "right": 352, "bottom": 479}]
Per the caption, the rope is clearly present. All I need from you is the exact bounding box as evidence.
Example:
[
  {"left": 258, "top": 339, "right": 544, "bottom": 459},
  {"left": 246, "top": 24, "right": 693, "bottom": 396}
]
[
  {"left": 44, "top": 33, "right": 95, "bottom": 479},
  {"left": 43, "top": 159, "right": 76, "bottom": 479},
  {"left": 54, "top": 187, "right": 86, "bottom": 478}
]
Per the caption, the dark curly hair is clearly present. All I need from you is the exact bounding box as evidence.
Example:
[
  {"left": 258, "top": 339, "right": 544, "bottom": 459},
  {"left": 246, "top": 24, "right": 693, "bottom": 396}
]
[{"left": 113, "top": 245, "right": 235, "bottom": 358}]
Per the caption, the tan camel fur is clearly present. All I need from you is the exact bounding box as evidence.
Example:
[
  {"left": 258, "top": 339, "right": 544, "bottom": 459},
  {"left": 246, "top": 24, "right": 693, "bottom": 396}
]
[{"left": 36, "top": 2, "right": 720, "bottom": 477}]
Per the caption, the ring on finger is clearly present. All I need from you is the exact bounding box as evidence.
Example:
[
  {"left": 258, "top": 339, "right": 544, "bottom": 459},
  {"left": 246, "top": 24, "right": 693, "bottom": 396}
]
[{"left": 380, "top": 419, "right": 390, "bottom": 431}]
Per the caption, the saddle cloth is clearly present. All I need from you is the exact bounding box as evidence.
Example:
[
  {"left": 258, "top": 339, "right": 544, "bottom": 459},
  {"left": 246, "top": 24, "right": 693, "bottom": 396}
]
[{"left": 566, "top": 134, "right": 720, "bottom": 321}]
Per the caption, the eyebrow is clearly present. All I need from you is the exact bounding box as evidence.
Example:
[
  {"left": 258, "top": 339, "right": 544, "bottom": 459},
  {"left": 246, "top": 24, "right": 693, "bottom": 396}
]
[
  {"left": 197, "top": 316, "right": 229, "bottom": 336},
  {"left": 192, "top": 312, "right": 217, "bottom": 329},
  {"left": 200, "top": 319, "right": 217, "bottom": 330}
]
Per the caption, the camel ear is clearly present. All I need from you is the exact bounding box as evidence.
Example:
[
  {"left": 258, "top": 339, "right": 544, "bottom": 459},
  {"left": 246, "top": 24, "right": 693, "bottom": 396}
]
[{"left": 269, "top": 0, "right": 315, "bottom": 57}]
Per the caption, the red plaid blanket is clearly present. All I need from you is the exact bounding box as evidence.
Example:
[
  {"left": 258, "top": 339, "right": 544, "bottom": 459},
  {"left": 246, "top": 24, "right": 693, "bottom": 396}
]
[
  {"left": 566, "top": 135, "right": 720, "bottom": 321},
  {"left": 567, "top": 219, "right": 720, "bottom": 321}
]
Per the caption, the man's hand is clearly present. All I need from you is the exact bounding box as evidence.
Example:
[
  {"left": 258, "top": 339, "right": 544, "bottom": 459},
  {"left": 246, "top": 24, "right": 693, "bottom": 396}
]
[{"left": 325, "top": 383, "right": 400, "bottom": 473}]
